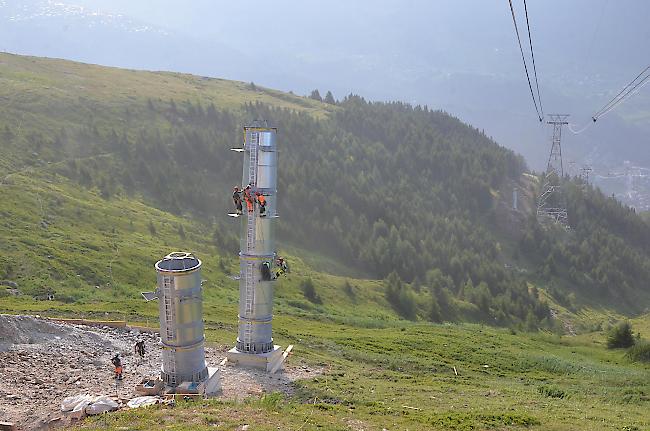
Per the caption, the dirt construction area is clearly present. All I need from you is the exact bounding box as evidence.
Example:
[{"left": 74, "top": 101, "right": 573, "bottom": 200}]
[{"left": 0, "top": 314, "right": 319, "bottom": 430}]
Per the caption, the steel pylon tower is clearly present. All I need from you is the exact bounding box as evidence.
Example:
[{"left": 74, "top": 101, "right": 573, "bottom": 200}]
[
  {"left": 579, "top": 165, "right": 593, "bottom": 184},
  {"left": 537, "top": 114, "right": 569, "bottom": 227}
]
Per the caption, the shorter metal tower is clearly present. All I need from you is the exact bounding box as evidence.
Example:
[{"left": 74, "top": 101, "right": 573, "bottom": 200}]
[
  {"left": 142, "top": 252, "right": 221, "bottom": 396},
  {"left": 537, "top": 114, "right": 569, "bottom": 227},
  {"left": 579, "top": 165, "right": 593, "bottom": 184}
]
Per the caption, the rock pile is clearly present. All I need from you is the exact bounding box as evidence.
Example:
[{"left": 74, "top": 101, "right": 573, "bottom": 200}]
[{"left": 0, "top": 315, "right": 159, "bottom": 430}]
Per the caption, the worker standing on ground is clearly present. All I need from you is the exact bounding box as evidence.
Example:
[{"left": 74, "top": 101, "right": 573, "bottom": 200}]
[
  {"left": 134, "top": 340, "right": 145, "bottom": 364},
  {"left": 232, "top": 187, "right": 243, "bottom": 215},
  {"left": 256, "top": 192, "right": 267, "bottom": 217},
  {"left": 111, "top": 353, "right": 123, "bottom": 380}
]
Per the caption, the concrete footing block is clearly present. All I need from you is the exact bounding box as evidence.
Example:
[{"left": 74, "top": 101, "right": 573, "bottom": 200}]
[{"left": 226, "top": 345, "right": 284, "bottom": 372}]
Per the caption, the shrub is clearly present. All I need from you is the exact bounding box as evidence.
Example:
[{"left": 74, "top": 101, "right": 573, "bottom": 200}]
[
  {"left": 384, "top": 271, "right": 417, "bottom": 320},
  {"left": 343, "top": 280, "right": 355, "bottom": 298},
  {"left": 538, "top": 385, "right": 566, "bottom": 399},
  {"left": 607, "top": 321, "right": 635, "bottom": 349},
  {"left": 286, "top": 299, "right": 316, "bottom": 311},
  {"left": 148, "top": 220, "right": 157, "bottom": 236},
  {"left": 626, "top": 342, "right": 650, "bottom": 363},
  {"left": 301, "top": 278, "right": 321, "bottom": 304}
]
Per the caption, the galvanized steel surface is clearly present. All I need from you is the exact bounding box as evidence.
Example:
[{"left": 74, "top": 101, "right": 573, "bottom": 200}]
[
  {"left": 236, "top": 126, "right": 278, "bottom": 354},
  {"left": 155, "top": 252, "right": 208, "bottom": 385}
]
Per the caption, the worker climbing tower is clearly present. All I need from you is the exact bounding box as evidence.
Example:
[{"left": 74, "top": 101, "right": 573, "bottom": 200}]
[
  {"left": 537, "top": 114, "right": 569, "bottom": 227},
  {"left": 226, "top": 121, "right": 284, "bottom": 371}
]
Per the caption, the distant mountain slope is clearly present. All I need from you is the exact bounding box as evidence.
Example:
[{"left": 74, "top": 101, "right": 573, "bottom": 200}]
[
  {"left": 1, "top": 52, "right": 648, "bottom": 328},
  {"left": 0, "top": 52, "right": 329, "bottom": 120}
]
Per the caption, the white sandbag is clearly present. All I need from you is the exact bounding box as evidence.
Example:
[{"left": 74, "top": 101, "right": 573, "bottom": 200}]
[
  {"left": 127, "top": 396, "right": 159, "bottom": 409},
  {"left": 61, "top": 394, "right": 93, "bottom": 412},
  {"left": 70, "top": 398, "right": 92, "bottom": 420},
  {"left": 85, "top": 396, "right": 119, "bottom": 415}
]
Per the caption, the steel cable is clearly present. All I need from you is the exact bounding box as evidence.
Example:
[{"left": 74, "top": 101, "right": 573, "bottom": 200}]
[
  {"left": 523, "top": 0, "right": 543, "bottom": 117},
  {"left": 508, "top": 0, "right": 543, "bottom": 122},
  {"left": 592, "top": 65, "right": 650, "bottom": 120}
]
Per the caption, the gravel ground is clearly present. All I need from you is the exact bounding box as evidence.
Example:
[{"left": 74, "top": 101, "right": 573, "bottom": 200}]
[{"left": 0, "top": 314, "right": 319, "bottom": 430}]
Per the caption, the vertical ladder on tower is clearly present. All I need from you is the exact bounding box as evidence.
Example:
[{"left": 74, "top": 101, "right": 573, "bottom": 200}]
[
  {"left": 167, "top": 348, "right": 177, "bottom": 385},
  {"left": 242, "top": 131, "right": 259, "bottom": 353},
  {"left": 246, "top": 215, "right": 256, "bottom": 252},
  {"left": 246, "top": 132, "right": 258, "bottom": 253},
  {"left": 248, "top": 132, "right": 259, "bottom": 186},
  {"left": 162, "top": 275, "right": 177, "bottom": 384},
  {"left": 244, "top": 262, "right": 255, "bottom": 315},
  {"left": 243, "top": 261, "right": 255, "bottom": 351},
  {"left": 162, "top": 276, "right": 175, "bottom": 340},
  {"left": 243, "top": 321, "right": 253, "bottom": 352}
]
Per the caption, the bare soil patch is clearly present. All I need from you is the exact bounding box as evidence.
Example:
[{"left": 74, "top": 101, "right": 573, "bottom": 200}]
[{"left": 0, "top": 314, "right": 319, "bottom": 430}]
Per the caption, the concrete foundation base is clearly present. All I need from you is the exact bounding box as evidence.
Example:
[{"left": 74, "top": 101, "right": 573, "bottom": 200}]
[
  {"left": 226, "top": 345, "right": 284, "bottom": 372},
  {"left": 162, "top": 367, "right": 221, "bottom": 397}
]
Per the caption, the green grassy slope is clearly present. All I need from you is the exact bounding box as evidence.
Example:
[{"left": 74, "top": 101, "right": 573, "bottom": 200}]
[
  {"left": 0, "top": 169, "right": 392, "bottom": 325},
  {"left": 0, "top": 52, "right": 330, "bottom": 117},
  {"left": 79, "top": 318, "right": 649, "bottom": 431}
]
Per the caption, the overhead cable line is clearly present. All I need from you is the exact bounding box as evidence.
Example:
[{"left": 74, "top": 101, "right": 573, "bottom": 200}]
[
  {"left": 508, "top": 0, "right": 543, "bottom": 122},
  {"left": 592, "top": 64, "right": 650, "bottom": 121},
  {"left": 593, "top": 65, "right": 649, "bottom": 118},
  {"left": 596, "top": 76, "right": 650, "bottom": 119},
  {"left": 523, "top": 0, "right": 543, "bottom": 117}
]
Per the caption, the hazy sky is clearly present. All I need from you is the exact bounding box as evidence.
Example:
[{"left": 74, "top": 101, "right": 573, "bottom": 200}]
[{"left": 1, "top": 0, "right": 649, "bottom": 169}]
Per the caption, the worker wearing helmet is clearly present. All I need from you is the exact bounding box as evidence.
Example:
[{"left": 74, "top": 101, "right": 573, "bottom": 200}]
[
  {"left": 256, "top": 192, "right": 267, "bottom": 217},
  {"left": 111, "top": 353, "right": 123, "bottom": 380},
  {"left": 243, "top": 185, "right": 254, "bottom": 213},
  {"left": 275, "top": 257, "right": 289, "bottom": 279},
  {"left": 232, "top": 186, "right": 243, "bottom": 215}
]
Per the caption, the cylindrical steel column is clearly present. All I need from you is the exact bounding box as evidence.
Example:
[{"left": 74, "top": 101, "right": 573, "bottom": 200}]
[
  {"left": 236, "top": 125, "right": 278, "bottom": 354},
  {"left": 155, "top": 252, "right": 208, "bottom": 385}
]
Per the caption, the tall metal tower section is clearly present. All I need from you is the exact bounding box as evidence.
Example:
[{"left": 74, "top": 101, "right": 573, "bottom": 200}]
[
  {"left": 226, "top": 121, "right": 284, "bottom": 371},
  {"left": 537, "top": 114, "right": 569, "bottom": 226}
]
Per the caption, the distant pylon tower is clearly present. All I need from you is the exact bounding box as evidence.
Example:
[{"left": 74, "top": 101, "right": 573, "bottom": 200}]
[
  {"left": 579, "top": 165, "right": 593, "bottom": 184},
  {"left": 537, "top": 114, "right": 569, "bottom": 227}
]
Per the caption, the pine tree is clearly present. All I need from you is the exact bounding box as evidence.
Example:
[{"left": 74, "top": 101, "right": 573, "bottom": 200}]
[
  {"left": 309, "top": 89, "right": 322, "bottom": 101},
  {"left": 607, "top": 321, "right": 635, "bottom": 348},
  {"left": 324, "top": 91, "right": 336, "bottom": 104}
]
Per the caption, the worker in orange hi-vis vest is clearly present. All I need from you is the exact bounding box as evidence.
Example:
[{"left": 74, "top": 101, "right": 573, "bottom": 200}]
[
  {"left": 256, "top": 192, "right": 267, "bottom": 217},
  {"left": 243, "top": 185, "right": 254, "bottom": 213},
  {"left": 111, "top": 353, "right": 123, "bottom": 380}
]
